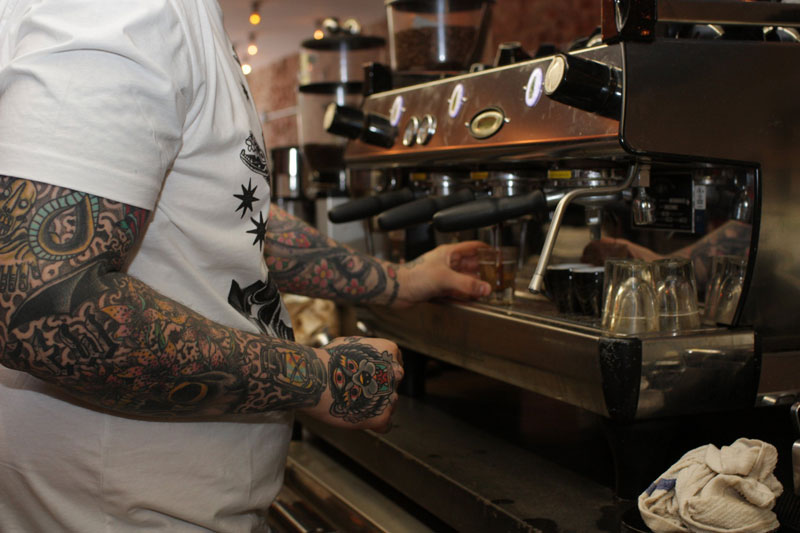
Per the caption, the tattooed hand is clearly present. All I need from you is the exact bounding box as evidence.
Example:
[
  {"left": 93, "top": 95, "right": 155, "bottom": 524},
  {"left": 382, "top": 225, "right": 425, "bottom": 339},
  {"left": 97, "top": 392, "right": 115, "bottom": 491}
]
[
  {"left": 301, "top": 336, "right": 403, "bottom": 432},
  {"left": 393, "top": 241, "right": 492, "bottom": 308}
]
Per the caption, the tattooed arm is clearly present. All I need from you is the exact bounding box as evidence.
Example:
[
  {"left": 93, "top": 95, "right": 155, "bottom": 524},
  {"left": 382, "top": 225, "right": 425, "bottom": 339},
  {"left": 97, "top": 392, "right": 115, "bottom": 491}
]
[
  {"left": 0, "top": 176, "right": 402, "bottom": 429},
  {"left": 264, "top": 204, "right": 491, "bottom": 308}
]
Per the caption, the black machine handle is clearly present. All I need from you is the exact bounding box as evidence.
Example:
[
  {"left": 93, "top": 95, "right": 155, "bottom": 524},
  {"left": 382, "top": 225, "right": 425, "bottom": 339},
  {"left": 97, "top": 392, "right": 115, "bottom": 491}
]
[
  {"left": 328, "top": 188, "right": 418, "bottom": 223},
  {"left": 377, "top": 189, "right": 477, "bottom": 231},
  {"left": 433, "top": 190, "right": 547, "bottom": 232}
]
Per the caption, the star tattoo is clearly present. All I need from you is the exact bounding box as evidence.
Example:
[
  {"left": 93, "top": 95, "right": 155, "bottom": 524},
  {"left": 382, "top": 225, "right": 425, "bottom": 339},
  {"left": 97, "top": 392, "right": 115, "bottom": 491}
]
[
  {"left": 248, "top": 211, "right": 268, "bottom": 248},
  {"left": 234, "top": 179, "right": 259, "bottom": 218}
]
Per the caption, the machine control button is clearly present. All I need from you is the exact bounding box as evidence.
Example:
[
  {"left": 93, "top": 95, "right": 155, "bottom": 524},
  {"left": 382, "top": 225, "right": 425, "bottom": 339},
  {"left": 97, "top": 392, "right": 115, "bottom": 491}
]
[
  {"left": 544, "top": 56, "right": 567, "bottom": 95},
  {"left": 448, "top": 83, "right": 466, "bottom": 118},
  {"left": 544, "top": 53, "right": 622, "bottom": 120},
  {"left": 390, "top": 96, "right": 405, "bottom": 126},
  {"left": 416, "top": 114, "right": 437, "bottom": 145},
  {"left": 468, "top": 108, "right": 505, "bottom": 139},
  {"left": 524, "top": 67, "right": 544, "bottom": 108},
  {"left": 402, "top": 116, "right": 420, "bottom": 147},
  {"left": 325, "top": 103, "right": 397, "bottom": 148},
  {"left": 362, "top": 112, "right": 397, "bottom": 148},
  {"left": 324, "top": 103, "right": 364, "bottom": 139}
]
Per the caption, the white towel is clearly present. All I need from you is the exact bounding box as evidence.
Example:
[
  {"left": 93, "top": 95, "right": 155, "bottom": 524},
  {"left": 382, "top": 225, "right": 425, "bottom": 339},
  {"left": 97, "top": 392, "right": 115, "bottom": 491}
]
[{"left": 638, "top": 438, "right": 784, "bottom": 533}]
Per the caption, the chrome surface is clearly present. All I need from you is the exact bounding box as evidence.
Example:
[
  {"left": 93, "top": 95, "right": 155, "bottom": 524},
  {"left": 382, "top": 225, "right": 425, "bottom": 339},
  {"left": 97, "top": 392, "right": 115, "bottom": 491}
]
[
  {"left": 632, "top": 187, "right": 656, "bottom": 225},
  {"left": 343, "top": 47, "right": 622, "bottom": 168},
  {"left": 793, "top": 402, "right": 800, "bottom": 495},
  {"left": 528, "top": 162, "right": 639, "bottom": 294},
  {"left": 357, "top": 286, "right": 756, "bottom": 420},
  {"left": 297, "top": 395, "right": 615, "bottom": 533},
  {"left": 620, "top": 39, "right": 800, "bottom": 347},
  {"left": 415, "top": 114, "right": 437, "bottom": 145},
  {"left": 339, "top": 38, "right": 800, "bottom": 421},
  {"left": 278, "top": 441, "right": 436, "bottom": 533}
]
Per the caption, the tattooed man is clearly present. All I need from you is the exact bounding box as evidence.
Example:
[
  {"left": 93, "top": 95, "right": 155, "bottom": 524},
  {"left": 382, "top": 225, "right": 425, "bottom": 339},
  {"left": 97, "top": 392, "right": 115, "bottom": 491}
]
[{"left": 0, "top": 2, "right": 490, "bottom": 531}]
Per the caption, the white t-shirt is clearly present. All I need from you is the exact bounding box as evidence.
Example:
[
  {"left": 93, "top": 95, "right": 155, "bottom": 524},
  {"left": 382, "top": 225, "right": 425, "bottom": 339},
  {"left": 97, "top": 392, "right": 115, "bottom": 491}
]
[{"left": 0, "top": 0, "right": 295, "bottom": 531}]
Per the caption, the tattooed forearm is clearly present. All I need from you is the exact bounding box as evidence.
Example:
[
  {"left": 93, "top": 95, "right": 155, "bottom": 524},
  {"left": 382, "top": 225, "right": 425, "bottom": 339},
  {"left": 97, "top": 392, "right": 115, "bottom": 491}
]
[
  {"left": 0, "top": 176, "right": 327, "bottom": 417},
  {"left": 681, "top": 220, "right": 751, "bottom": 285},
  {"left": 265, "top": 205, "right": 400, "bottom": 305},
  {"left": 326, "top": 337, "right": 396, "bottom": 423}
]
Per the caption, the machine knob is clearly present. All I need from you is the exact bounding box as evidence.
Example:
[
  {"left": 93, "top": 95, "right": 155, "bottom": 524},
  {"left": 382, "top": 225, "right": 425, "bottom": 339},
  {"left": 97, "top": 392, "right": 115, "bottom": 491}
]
[
  {"left": 324, "top": 103, "right": 364, "bottom": 139},
  {"left": 324, "top": 103, "right": 397, "bottom": 148},
  {"left": 361, "top": 112, "right": 397, "bottom": 148},
  {"left": 363, "top": 62, "right": 393, "bottom": 96},
  {"left": 544, "top": 53, "right": 622, "bottom": 120}
]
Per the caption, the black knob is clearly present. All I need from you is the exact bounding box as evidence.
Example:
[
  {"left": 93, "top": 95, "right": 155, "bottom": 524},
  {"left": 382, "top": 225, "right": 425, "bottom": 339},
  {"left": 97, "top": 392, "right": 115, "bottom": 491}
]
[
  {"left": 324, "top": 103, "right": 396, "bottom": 148},
  {"left": 494, "top": 42, "right": 531, "bottom": 67},
  {"left": 363, "top": 62, "right": 393, "bottom": 96},
  {"left": 362, "top": 113, "right": 397, "bottom": 148},
  {"left": 544, "top": 53, "right": 622, "bottom": 120},
  {"left": 324, "top": 103, "right": 364, "bottom": 140}
]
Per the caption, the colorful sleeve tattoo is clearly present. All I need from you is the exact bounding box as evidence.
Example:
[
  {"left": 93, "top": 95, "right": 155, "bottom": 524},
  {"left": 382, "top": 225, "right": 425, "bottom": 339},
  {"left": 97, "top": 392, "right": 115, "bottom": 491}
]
[
  {"left": 264, "top": 205, "right": 399, "bottom": 306},
  {"left": 0, "top": 176, "right": 396, "bottom": 422}
]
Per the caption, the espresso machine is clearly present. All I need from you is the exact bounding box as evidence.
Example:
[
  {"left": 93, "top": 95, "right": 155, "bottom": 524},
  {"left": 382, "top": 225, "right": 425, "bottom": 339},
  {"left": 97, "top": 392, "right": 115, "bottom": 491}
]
[{"left": 274, "top": 2, "right": 800, "bottom": 532}]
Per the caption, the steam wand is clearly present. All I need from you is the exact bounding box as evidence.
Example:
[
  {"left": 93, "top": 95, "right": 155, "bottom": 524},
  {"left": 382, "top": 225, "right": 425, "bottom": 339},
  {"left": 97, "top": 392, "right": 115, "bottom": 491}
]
[{"left": 528, "top": 161, "right": 641, "bottom": 294}]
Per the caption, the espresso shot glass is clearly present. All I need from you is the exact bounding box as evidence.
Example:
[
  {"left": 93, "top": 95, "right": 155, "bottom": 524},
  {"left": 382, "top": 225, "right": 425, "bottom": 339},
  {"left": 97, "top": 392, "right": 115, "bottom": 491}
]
[{"left": 477, "top": 246, "right": 518, "bottom": 305}]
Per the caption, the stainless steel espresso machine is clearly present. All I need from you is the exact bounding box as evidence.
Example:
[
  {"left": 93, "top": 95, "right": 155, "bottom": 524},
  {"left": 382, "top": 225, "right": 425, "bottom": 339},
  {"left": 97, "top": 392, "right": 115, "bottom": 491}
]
[{"left": 275, "top": 2, "right": 800, "bottom": 532}]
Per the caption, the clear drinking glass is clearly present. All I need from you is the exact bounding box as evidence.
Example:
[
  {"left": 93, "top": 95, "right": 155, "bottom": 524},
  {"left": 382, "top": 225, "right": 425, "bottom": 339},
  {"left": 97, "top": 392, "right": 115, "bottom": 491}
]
[
  {"left": 477, "top": 246, "right": 518, "bottom": 305},
  {"left": 603, "top": 259, "right": 659, "bottom": 335},
  {"left": 703, "top": 255, "right": 746, "bottom": 325},
  {"left": 653, "top": 258, "right": 701, "bottom": 332}
]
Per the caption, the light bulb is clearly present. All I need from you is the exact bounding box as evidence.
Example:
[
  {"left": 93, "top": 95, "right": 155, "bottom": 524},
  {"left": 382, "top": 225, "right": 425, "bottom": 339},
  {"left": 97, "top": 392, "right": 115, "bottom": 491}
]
[
  {"left": 249, "top": 12, "right": 261, "bottom": 25},
  {"left": 242, "top": 63, "right": 252, "bottom": 75},
  {"left": 247, "top": 43, "right": 258, "bottom": 55}
]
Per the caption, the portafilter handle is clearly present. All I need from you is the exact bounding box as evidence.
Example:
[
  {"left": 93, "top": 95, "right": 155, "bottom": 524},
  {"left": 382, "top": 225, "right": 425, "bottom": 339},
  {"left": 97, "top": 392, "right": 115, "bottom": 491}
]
[
  {"left": 528, "top": 162, "right": 640, "bottom": 294},
  {"left": 378, "top": 189, "right": 477, "bottom": 231},
  {"left": 327, "top": 188, "right": 420, "bottom": 223},
  {"left": 432, "top": 190, "right": 563, "bottom": 233}
]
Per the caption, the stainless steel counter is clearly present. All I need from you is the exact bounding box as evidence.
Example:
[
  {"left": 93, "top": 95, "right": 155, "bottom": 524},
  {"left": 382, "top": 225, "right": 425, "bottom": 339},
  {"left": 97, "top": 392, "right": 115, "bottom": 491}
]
[{"left": 356, "top": 287, "right": 757, "bottom": 421}]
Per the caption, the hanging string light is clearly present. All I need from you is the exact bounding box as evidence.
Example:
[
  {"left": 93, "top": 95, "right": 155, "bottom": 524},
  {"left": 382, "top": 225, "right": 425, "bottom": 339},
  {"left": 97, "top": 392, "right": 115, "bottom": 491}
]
[
  {"left": 249, "top": 2, "right": 261, "bottom": 26},
  {"left": 247, "top": 32, "right": 258, "bottom": 56},
  {"left": 241, "top": 63, "right": 252, "bottom": 76}
]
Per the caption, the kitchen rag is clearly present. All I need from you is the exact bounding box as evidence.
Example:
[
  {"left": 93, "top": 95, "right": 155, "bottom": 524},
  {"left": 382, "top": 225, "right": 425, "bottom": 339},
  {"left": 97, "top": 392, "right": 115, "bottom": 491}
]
[{"left": 638, "top": 438, "right": 784, "bottom": 533}]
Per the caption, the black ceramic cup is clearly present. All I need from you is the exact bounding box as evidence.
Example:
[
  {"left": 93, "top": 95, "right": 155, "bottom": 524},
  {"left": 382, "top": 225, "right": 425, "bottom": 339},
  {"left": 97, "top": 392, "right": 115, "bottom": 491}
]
[
  {"left": 572, "top": 266, "right": 605, "bottom": 317},
  {"left": 544, "top": 263, "right": 589, "bottom": 313}
]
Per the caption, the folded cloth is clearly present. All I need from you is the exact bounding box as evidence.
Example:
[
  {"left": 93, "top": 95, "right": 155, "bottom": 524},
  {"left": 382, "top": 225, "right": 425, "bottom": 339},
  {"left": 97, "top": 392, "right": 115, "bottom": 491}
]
[{"left": 638, "top": 438, "right": 784, "bottom": 533}]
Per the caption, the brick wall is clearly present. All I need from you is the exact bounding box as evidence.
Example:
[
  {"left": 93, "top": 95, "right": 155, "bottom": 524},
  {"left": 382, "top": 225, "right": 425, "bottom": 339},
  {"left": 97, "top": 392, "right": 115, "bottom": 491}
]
[{"left": 252, "top": 0, "right": 601, "bottom": 150}]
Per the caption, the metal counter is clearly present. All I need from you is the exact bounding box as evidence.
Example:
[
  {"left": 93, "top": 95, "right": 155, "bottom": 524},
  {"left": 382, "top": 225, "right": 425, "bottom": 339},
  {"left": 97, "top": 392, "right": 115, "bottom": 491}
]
[{"left": 356, "top": 286, "right": 757, "bottom": 421}]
